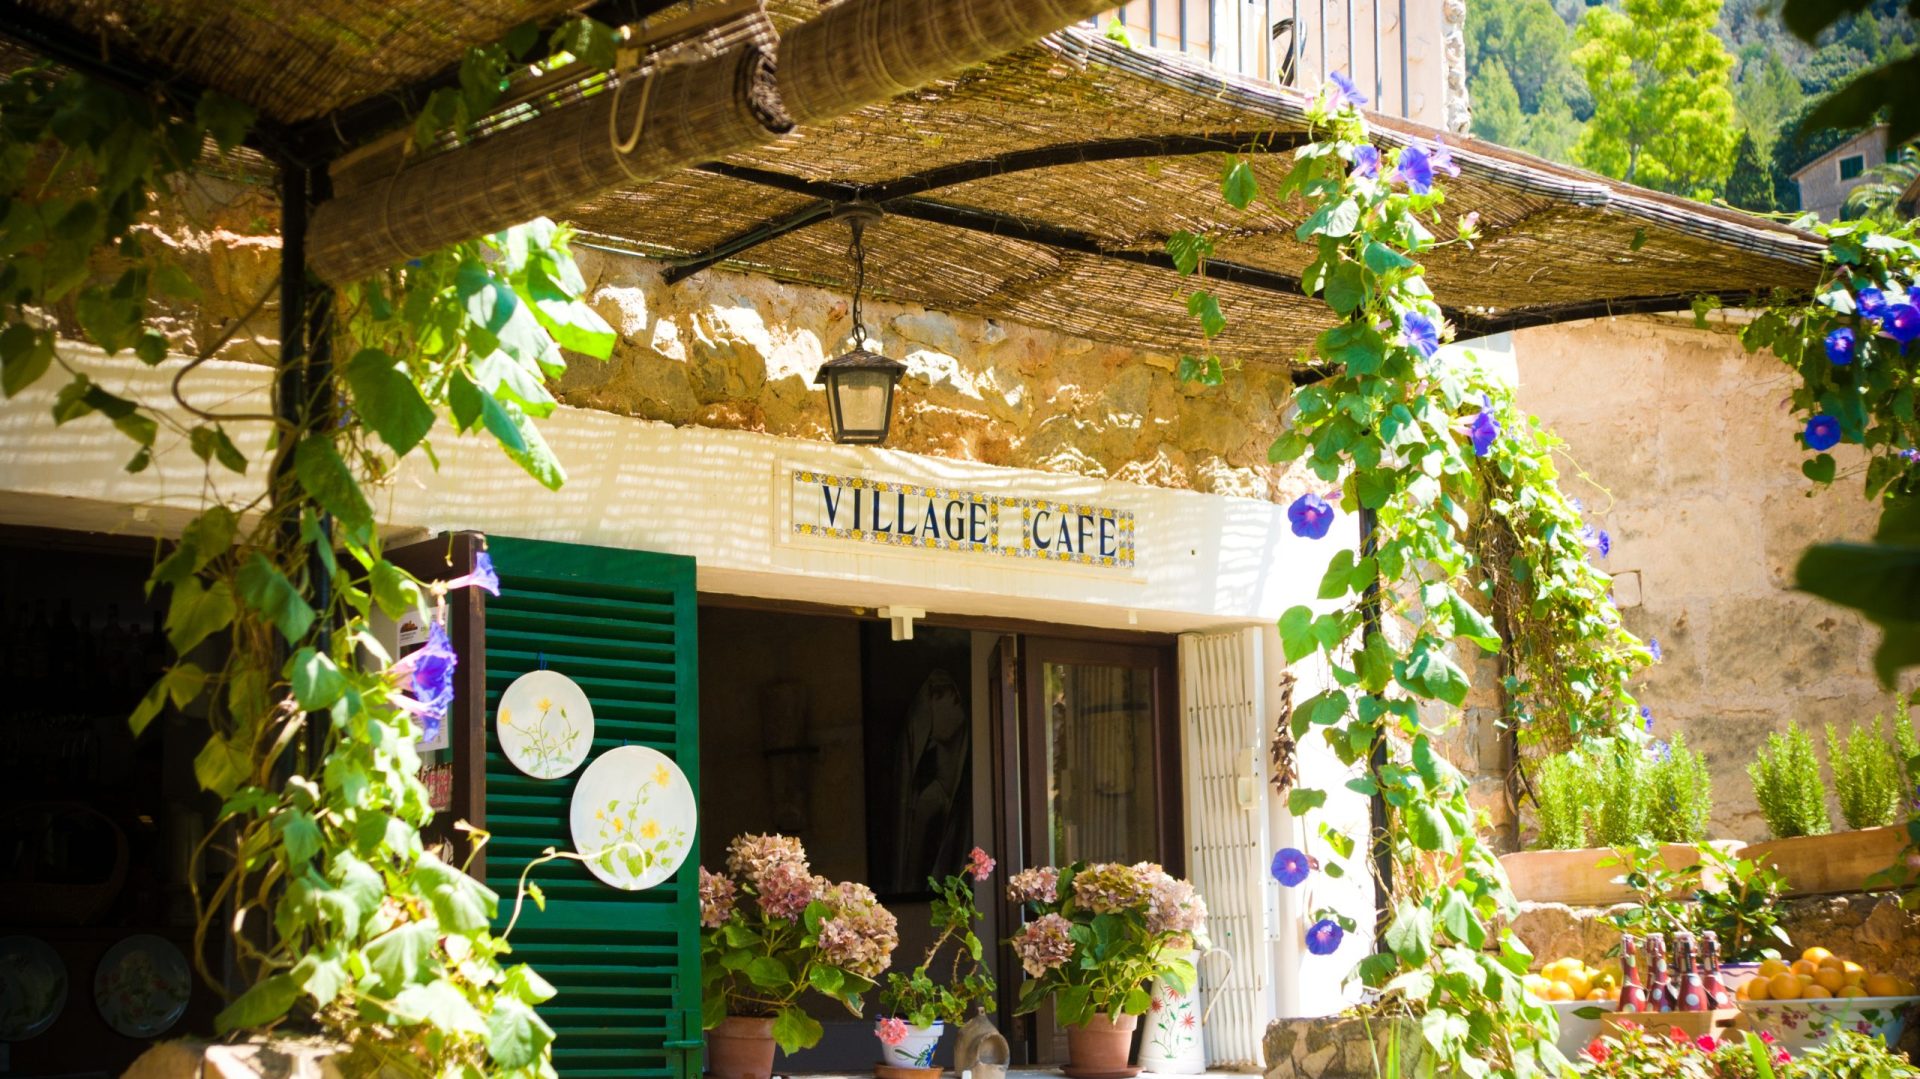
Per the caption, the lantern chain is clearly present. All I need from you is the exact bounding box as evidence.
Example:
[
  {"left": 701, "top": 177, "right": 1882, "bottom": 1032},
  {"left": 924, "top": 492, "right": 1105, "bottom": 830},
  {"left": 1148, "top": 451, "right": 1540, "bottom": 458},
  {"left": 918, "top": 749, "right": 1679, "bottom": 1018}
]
[{"left": 848, "top": 213, "right": 868, "bottom": 349}]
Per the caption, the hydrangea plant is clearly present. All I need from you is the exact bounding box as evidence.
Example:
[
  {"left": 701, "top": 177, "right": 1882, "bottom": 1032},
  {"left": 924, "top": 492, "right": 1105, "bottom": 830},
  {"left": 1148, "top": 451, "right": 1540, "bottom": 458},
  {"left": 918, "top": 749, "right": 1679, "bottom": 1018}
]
[
  {"left": 698, "top": 834, "right": 900, "bottom": 1053},
  {"left": 1006, "top": 861, "right": 1205, "bottom": 1027},
  {"left": 876, "top": 847, "right": 998, "bottom": 1028}
]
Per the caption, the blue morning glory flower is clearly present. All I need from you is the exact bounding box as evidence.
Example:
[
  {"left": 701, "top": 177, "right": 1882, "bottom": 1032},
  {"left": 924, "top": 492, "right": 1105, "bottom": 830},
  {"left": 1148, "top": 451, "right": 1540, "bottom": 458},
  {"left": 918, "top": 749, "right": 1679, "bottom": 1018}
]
[
  {"left": 1859, "top": 287, "right": 1888, "bottom": 319},
  {"left": 1596, "top": 530, "right": 1612, "bottom": 558},
  {"left": 1639, "top": 705, "right": 1652, "bottom": 733},
  {"left": 1909, "top": 284, "right": 1920, "bottom": 307},
  {"left": 1884, "top": 303, "right": 1920, "bottom": 345},
  {"left": 1328, "top": 71, "right": 1368, "bottom": 108},
  {"left": 1825, "top": 326, "right": 1855, "bottom": 365},
  {"left": 410, "top": 621, "right": 459, "bottom": 726},
  {"left": 446, "top": 550, "right": 500, "bottom": 595},
  {"left": 1393, "top": 145, "right": 1434, "bottom": 195},
  {"left": 1649, "top": 637, "right": 1662, "bottom": 662},
  {"left": 1271, "top": 848, "right": 1311, "bottom": 887},
  {"left": 1805, "top": 414, "right": 1842, "bottom": 451},
  {"left": 1649, "top": 740, "right": 1672, "bottom": 763},
  {"left": 1351, "top": 144, "right": 1381, "bottom": 179},
  {"left": 1468, "top": 410, "right": 1501, "bottom": 457},
  {"left": 1428, "top": 138, "right": 1461, "bottom": 178},
  {"left": 1402, "top": 311, "right": 1441, "bottom": 358},
  {"left": 1288, "top": 493, "right": 1335, "bottom": 540},
  {"left": 1305, "top": 918, "right": 1344, "bottom": 956}
]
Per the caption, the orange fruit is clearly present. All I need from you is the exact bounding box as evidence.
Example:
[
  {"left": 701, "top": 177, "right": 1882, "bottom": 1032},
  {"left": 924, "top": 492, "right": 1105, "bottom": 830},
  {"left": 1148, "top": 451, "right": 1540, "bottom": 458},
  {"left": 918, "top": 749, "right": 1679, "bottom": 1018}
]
[
  {"left": 1803, "top": 947, "right": 1835, "bottom": 965},
  {"left": 1546, "top": 981, "right": 1576, "bottom": 1001},
  {"left": 1819, "top": 957, "right": 1847, "bottom": 971},
  {"left": 1841, "top": 961, "right": 1867, "bottom": 986},
  {"left": 1769, "top": 973, "right": 1804, "bottom": 1000},
  {"left": 1748, "top": 977, "right": 1771, "bottom": 1001},
  {"left": 1586, "top": 988, "right": 1611, "bottom": 1001},
  {"left": 1759, "top": 959, "right": 1791, "bottom": 978},
  {"left": 1894, "top": 977, "right": 1917, "bottom": 996},
  {"left": 1804, "top": 985, "right": 1834, "bottom": 999},
  {"left": 1736, "top": 981, "right": 1753, "bottom": 1001},
  {"left": 1838, "top": 986, "right": 1868, "bottom": 998},
  {"left": 1864, "top": 974, "right": 1901, "bottom": 997},
  {"left": 1814, "top": 969, "right": 1848, "bottom": 993},
  {"left": 1792, "top": 959, "right": 1820, "bottom": 977}
]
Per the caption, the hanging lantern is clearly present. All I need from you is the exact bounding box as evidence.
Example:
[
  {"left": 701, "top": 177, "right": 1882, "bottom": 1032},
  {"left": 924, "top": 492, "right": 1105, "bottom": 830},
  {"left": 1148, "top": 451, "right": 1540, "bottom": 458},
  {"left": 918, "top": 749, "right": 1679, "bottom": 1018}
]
[{"left": 816, "top": 203, "right": 904, "bottom": 445}]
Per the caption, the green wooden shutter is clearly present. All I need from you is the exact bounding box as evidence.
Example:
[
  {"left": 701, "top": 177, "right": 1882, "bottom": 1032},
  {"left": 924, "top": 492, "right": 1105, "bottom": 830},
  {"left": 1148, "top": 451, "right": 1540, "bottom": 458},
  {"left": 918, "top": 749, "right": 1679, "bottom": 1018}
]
[{"left": 482, "top": 537, "right": 701, "bottom": 1079}]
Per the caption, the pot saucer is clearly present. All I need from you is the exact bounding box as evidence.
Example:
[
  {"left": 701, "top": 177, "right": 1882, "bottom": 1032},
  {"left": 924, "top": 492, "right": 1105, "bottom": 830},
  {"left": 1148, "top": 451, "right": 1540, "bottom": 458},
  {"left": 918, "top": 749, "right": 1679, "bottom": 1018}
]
[
  {"left": 1061, "top": 1068, "right": 1142, "bottom": 1079},
  {"left": 876, "top": 1065, "right": 944, "bottom": 1079}
]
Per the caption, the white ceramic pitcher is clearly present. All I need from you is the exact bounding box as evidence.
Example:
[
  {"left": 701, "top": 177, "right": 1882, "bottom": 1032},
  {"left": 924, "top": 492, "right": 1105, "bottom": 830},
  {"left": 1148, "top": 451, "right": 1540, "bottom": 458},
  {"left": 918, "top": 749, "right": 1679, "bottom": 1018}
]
[{"left": 1136, "top": 948, "right": 1233, "bottom": 1074}]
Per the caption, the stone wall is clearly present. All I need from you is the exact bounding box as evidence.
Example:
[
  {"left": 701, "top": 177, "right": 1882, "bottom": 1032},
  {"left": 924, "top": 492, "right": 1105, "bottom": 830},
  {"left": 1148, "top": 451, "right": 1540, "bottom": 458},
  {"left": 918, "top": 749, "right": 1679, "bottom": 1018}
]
[
  {"left": 1511, "top": 315, "right": 1915, "bottom": 844},
  {"left": 563, "top": 249, "right": 1309, "bottom": 505}
]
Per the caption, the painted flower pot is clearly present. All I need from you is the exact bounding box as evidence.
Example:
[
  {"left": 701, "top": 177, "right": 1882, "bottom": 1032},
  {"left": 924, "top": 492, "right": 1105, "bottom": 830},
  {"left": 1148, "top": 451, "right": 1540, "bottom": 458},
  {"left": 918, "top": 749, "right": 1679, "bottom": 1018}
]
[
  {"left": 1064, "top": 1011, "right": 1140, "bottom": 1079},
  {"left": 1735, "top": 995, "right": 1919, "bottom": 1055},
  {"left": 1744, "top": 825, "right": 1907, "bottom": 897},
  {"left": 876, "top": 1019, "right": 944, "bottom": 1070},
  {"left": 1498, "top": 841, "right": 1745, "bottom": 907},
  {"left": 708, "top": 1015, "right": 777, "bottom": 1079},
  {"left": 1548, "top": 1000, "right": 1605, "bottom": 1062}
]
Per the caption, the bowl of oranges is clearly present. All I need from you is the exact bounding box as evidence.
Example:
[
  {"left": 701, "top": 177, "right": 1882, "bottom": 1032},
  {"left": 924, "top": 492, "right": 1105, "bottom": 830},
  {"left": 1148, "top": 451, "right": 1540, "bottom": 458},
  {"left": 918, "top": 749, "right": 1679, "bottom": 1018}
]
[
  {"left": 1734, "top": 947, "right": 1916, "bottom": 1053},
  {"left": 1524, "top": 958, "right": 1622, "bottom": 1059}
]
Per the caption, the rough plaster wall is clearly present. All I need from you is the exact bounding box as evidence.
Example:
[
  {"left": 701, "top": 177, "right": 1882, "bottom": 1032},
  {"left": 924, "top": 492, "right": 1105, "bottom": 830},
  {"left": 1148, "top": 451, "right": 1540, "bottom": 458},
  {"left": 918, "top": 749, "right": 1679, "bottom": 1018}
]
[
  {"left": 564, "top": 249, "right": 1313, "bottom": 504},
  {"left": 1512, "top": 315, "right": 1914, "bottom": 844}
]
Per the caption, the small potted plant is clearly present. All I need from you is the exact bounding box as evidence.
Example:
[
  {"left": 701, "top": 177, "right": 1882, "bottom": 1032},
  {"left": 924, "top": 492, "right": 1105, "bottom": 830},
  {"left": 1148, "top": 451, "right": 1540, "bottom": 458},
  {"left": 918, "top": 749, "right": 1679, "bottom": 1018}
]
[
  {"left": 700, "top": 834, "right": 899, "bottom": 1079},
  {"left": 873, "top": 847, "right": 999, "bottom": 1076},
  {"left": 1007, "top": 862, "right": 1206, "bottom": 1079},
  {"left": 1742, "top": 721, "right": 1911, "bottom": 896}
]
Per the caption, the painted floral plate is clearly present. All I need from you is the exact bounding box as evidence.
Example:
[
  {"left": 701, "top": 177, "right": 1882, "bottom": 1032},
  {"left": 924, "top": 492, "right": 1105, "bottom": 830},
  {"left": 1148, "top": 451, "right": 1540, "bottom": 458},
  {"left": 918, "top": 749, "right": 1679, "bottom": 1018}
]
[
  {"left": 1736, "top": 995, "right": 1918, "bottom": 1054},
  {"left": 497, "top": 669, "right": 595, "bottom": 779},
  {"left": 0, "top": 934, "right": 68, "bottom": 1041},
  {"left": 568, "top": 745, "right": 695, "bottom": 890},
  {"left": 94, "top": 934, "right": 190, "bottom": 1038}
]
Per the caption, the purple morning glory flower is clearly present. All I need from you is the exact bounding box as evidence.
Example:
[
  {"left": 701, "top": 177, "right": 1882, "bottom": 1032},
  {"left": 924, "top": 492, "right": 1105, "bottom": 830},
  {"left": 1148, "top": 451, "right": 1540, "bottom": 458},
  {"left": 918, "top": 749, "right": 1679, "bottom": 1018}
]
[
  {"left": 1903, "top": 448, "right": 1920, "bottom": 462},
  {"left": 1428, "top": 138, "right": 1461, "bottom": 178},
  {"left": 1288, "top": 493, "right": 1335, "bottom": 539},
  {"left": 1859, "top": 287, "right": 1888, "bottom": 319},
  {"left": 1351, "top": 144, "right": 1381, "bottom": 179},
  {"left": 1649, "top": 637, "right": 1662, "bottom": 662},
  {"left": 1640, "top": 705, "right": 1653, "bottom": 732},
  {"left": 1597, "top": 530, "right": 1611, "bottom": 558},
  {"left": 445, "top": 550, "right": 500, "bottom": 595},
  {"left": 1805, "top": 414, "right": 1842, "bottom": 451},
  {"left": 1884, "top": 304, "right": 1920, "bottom": 344},
  {"left": 1305, "top": 918, "right": 1344, "bottom": 956},
  {"left": 1393, "top": 144, "right": 1434, "bottom": 195},
  {"left": 1468, "top": 410, "right": 1501, "bottom": 457},
  {"left": 1402, "top": 310, "right": 1441, "bottom": 358},
  {"left": 1328, "top": 71, "right": 1368, "bottom": 108},
  {"left": 408, "top": 621, "right": 459, "bottom": 727},
  {"left": 1909, "top": 285, "right": 1920, "bottom": 307},
  {"left": 1271, "top": 848, "right": 1311, "bottom": 887},
  {"left": 1825, "top": 327, "right": 1856, "bottom": 365},
  {"left": 1649, "top": 740, "right": 1672, "bottom": 763}
]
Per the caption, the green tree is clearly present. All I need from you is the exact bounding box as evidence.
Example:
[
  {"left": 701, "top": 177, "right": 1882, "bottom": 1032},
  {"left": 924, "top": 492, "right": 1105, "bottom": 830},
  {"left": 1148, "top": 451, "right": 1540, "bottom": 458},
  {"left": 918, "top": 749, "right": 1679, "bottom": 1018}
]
[
  {"left": 1572, "top": 0, "right": 1741, "bottom": 196},
  {"left": 1734, "top": 49, "right": 1806, "bottom": 155},
  {"left": 1470, "top": 58, "right": 1528, "bottom": 146},
  {"left": 1725, "top": 128, "right": 1777, "bottom": 210},
  {"left": 1521, "top": 83, "right": 1588, "bottom": 161},
  {"left": 1468, "top": 0, "right": 1581, "bottom": 112}
]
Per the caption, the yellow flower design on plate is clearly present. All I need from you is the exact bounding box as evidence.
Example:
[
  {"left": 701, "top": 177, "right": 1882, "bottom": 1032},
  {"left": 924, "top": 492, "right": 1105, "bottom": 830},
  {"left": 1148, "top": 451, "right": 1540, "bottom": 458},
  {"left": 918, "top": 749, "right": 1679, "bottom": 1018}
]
[
  {"left": 536, "top": 697, "right": 553, "bottom": 713},
  {"left": 640, "top": 819, "right": 660, "bottom": 839},
  {"left": 652, "top": 764, "right": 672, "bottom": 787}
]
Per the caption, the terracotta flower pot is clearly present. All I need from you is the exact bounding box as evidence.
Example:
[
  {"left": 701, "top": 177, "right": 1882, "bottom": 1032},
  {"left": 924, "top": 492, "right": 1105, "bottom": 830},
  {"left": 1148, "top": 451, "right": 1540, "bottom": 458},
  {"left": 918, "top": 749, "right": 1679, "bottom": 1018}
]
[
  {"left": 1064, "top": 1011, "right": 1140, "bottom": 1079},
  {"left": 708, "top": 1015, "right": 777, "bottom": 1079}
]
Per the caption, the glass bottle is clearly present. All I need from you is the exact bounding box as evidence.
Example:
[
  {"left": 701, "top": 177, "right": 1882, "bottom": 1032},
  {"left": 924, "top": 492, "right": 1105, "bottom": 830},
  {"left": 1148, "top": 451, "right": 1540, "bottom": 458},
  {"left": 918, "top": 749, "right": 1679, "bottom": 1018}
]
[
  {"left": 1617, "top": 936, "right": 1649, "bottom": 1013},
  {"left": 1700, "top": 931, "right": 1729, "bottom": 1010},
  {"left": 1675, "top": 932, "right": 1708, "bottom": 1011},
  {"left": 1647, "top": 934, "right": 1677, "bottom": 1013}
]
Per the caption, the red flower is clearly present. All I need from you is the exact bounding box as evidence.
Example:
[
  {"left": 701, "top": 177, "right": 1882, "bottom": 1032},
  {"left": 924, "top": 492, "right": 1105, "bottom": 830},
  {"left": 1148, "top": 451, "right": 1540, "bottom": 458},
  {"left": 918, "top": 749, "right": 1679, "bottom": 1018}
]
[
  {"left": 1694, "top": 1034, "right": 1718, "bottom": 1053},
  {"left": 967, "top": 847, "right": 996, "bottom": 882},
  {"left": 1669, "top": 1027, "right": 1690, "bottom": 1042},
  {"left": 1583, "top": 1038, "right": 1610, "bottom": 1064},
  {"left": 1758, "top": 1031, "right": 1775, "bottom": 1045},
  {"left": 1775, "top": 1049, "right": 1792, "bottom": 1065},
  {"left": 1614, "top": 1020, "right": 1641, "bottom": 1032},
  {"left": 1179, "top": 1013, "right": 1196, "bottom": 1029},
  {"left": 1150, "top": 997, "right": 1164, "bottom": 1013}
]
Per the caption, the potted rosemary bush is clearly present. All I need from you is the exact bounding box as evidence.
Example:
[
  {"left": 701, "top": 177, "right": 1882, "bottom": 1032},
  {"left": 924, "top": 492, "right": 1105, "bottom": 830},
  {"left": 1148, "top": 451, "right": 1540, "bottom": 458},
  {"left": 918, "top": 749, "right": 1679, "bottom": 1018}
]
[
  {"left": 872, "top": 848, "right": 999, "bottom": 1075},
  {"left": 1007, "top": 862, "right": 1206, "bottom": 1079},
  {"left": 700, "top": 834, "right": 899, "bottom": 1079},
  {"left": 1741, "top": 721, "right": 1911, "bottom": 896}
]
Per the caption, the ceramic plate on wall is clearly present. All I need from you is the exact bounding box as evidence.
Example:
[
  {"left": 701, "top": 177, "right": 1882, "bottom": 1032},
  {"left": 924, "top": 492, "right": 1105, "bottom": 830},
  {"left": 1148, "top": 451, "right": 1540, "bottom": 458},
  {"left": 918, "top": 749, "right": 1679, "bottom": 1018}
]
[
  {"left": 498, "top": 669, "right": 595, "bottom": 779},
  {"left": 569, "top": 745, "right": 696, "bottom": 891},
  {"left": 0, "top": 934, "right": 68, "bottom": 1040},
  {"left": 94, "top": 934, "right": 189, "bottom": 1038}
]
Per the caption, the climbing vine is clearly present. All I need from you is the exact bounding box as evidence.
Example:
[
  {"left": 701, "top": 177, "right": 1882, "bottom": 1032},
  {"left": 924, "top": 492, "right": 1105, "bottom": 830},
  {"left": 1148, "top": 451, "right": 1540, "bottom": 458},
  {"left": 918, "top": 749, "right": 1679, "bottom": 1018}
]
[
  {"left": 1179, "top": 79, "right": 1652, "bottom": 1076},
  {"left": 1, "top": 46, "right": 619, "bottom": 1076}
]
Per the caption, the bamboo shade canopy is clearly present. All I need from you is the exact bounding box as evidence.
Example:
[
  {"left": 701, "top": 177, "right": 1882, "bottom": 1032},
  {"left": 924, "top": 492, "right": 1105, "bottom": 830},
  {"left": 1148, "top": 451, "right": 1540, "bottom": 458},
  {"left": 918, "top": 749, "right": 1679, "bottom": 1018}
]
[{"left": 546, "top": 24, "right": 1827, "bottom": 365}]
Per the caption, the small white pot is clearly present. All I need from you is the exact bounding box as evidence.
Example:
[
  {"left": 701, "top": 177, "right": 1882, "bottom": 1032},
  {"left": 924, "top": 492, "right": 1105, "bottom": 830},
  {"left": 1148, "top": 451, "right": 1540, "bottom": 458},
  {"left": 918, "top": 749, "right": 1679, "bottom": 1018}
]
[{"left": 877, "top": 1019, "right": 944, "bottom": 1069}]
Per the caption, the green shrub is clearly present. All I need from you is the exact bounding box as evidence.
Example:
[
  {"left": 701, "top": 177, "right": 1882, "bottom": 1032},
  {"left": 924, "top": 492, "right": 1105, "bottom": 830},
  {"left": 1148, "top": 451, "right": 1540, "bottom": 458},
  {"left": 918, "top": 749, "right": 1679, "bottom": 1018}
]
[
  {"left": 1532, "top": 750, "right": 1596, "bottom": 850},
  {"left": 1748, "top": 724, "right": 1831, "bottom": 839},
  {"left": 1828, "top": 719, "right": 1904, "bottom": 829},
  {"left": 1647, "top": 732, "right": 1713, "bottom": 843},
  {"left": 1892, "top": 695, "right": 1919, "bottom": 800},
  {"left": 1594, "top": 744, "right": 1652, "bottom": 847}
]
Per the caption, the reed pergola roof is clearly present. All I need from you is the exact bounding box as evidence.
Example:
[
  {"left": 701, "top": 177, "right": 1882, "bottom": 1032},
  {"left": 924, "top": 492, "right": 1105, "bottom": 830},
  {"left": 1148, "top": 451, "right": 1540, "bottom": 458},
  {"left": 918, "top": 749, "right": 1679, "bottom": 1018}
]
[{"left": 542, "top": 25, "right": 1825, "bottom": 363}]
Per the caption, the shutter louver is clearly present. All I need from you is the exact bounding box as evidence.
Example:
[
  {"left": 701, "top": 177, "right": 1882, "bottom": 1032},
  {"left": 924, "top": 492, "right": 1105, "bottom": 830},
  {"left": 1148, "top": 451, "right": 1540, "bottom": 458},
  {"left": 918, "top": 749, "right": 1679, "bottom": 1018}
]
[
  {"left": 484, "top": 538, "right": 701, "bottom": 1079},
  {"left": 1178, "top": 627, "right": 1272, "bottom": 1068}
]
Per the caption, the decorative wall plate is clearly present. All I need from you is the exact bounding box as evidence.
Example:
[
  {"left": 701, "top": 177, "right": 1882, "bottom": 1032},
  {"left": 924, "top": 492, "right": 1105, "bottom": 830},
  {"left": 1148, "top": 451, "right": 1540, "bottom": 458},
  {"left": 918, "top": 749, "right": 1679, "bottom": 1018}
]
[
  {"left": 94, "top": 934, "right": 189, "bottom": 1038},
  {"left": 0, "top": 934, "right": 68, "bottom": 1041},
  {"left": 498, "top": 669, "right": 595, "bottom": 779},
  {"left": 568, "top": 745, "right": 696, "bottom": 891}
]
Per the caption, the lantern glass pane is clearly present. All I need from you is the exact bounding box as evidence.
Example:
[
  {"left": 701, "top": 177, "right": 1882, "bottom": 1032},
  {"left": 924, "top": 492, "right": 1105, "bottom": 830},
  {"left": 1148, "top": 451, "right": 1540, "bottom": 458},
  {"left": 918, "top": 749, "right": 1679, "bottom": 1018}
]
[{"left": 833, "top": 369, "right": 894, "bottom": 436}]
